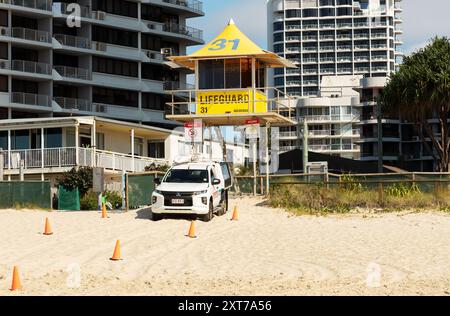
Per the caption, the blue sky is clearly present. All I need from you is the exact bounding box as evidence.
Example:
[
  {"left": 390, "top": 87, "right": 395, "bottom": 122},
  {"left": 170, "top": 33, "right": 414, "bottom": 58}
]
[{"left": 188, "top": 0, "right": 450, "bottom": 55}]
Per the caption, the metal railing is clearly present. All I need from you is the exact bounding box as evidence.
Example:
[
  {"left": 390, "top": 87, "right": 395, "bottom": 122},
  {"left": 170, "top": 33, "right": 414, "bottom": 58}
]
[
  {"left": 11, "top": 27, "right": 50, "bottom": 43},
  {"left": 54, "top": 65, "right": 92, "bottom": 80},
  {"left": 11, "top": 59, "right": 51, "bottom": 75},
  {"left": 53, "top": 2, "right": 91, "bottom": 17},
  {"left": 0, "top": 0, "right": 52, "bottom": 11},
  {"left": 11, "top": 92, "right": 51, "bottom": 107},
  {"left": 54, "top": 34, "right": 92, "bottom": 49},
  {"left": 163, "top": 23, "right": 203, "bottom": 41},
  {"left": 164, "top": 87, "right": 296, "bottom": 121},
  {"left": 53, "top": 97, "right": 92, "bottom": 112},
  {"left": 162, "top": 0, "right": 204, "bottom": 14},
  {"left": 1, "top": 147, "right": 168, "bottom": 172}
]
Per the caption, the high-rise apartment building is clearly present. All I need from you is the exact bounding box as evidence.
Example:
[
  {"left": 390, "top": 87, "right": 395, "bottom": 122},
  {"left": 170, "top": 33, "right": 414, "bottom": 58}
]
[
  {"left": 0, "top": 0, "right": 204, "bottom": 128},
  {"left": 267, "top": 0, "right": 413, "bottom": 165}
]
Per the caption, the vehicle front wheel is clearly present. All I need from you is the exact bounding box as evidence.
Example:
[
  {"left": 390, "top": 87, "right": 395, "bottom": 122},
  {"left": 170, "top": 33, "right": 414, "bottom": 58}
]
[
  {"left": 201, "top": 200, "right": 214, "bottom": 222},
  {"left": 151, "top": 212, "right": 163, "bottom": 221},
  {"left": 217, "top": 192, "right": 228, "bottom": 216}
]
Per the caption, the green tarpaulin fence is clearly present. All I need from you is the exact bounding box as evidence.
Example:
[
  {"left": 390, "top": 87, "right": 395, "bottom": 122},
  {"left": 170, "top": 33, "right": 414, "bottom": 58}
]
[
  {"left": 58, "top": 186, "right": 80, "bottom": 211},
  {"left": 127, "top": 173, "right": 160, "bottom": 209},
  {"left": 0, "top": 181, "right": 51, "bottom": 209}
]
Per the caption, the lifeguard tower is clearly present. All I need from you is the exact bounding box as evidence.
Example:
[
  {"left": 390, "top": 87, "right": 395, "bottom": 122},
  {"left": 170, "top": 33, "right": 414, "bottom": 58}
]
[{"left": 165, "top": 19, "right": 298, "bottom": 195}]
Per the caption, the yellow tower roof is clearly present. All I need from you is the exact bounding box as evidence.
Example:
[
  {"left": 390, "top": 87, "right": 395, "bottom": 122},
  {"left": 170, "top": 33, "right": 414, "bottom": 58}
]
[{"left": 169, "top": 19, "right": 296, "bottom": 70}]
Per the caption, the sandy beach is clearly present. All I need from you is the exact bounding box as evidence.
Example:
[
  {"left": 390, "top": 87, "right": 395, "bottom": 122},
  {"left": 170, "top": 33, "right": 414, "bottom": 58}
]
[{"left": 1, "top": 196, "right": 450, "bottom": 296}]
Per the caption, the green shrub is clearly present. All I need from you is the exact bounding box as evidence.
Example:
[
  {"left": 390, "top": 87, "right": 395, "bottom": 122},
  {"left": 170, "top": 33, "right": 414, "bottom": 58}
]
[
  {"left": 269, "top": 183, "right": 450, "bottom": 215},
  {"left": 57, "top": 167, "right": 93, "bottom": 198},
  {"left": 80, "top": 191, "right": 98, "bottom": 211},
  {"left": 104, "top": 190, "right": 122, "bottom": 209}
]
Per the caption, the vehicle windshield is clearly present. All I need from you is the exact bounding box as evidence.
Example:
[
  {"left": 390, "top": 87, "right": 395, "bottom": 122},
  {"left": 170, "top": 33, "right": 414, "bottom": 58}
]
[{"left": 163, "top": 169, "right": 209, "bottom": 183}]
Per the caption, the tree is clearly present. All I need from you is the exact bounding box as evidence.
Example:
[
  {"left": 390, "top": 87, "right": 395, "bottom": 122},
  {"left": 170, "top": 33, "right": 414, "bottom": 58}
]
[
  {"left": 381, "top": 37, "right": 450, "bottom": 172},
  {"left": 57, "top": 167, "right": 93, "bottom": 197}
]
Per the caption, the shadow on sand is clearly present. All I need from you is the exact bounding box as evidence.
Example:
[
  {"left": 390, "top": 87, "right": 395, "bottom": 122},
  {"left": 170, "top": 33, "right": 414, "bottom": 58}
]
[{"left": 135, "top": 207, "right": 197, "bottom": 221}]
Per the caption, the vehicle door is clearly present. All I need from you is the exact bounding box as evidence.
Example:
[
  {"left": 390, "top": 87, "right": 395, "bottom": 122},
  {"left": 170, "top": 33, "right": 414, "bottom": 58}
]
[{"left": 210, "top": 167, "right": 221, "bottom": 207}]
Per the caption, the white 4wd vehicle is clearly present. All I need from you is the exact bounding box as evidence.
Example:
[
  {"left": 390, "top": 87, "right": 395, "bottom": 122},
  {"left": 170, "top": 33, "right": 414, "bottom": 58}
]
[{"left": 151, "top": 161, "right": 233, "bottom": 222}]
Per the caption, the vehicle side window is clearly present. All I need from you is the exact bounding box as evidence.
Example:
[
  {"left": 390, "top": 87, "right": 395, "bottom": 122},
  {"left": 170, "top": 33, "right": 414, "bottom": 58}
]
[{"left": 221, "top": 163, "right": 231, "bottom": 181}]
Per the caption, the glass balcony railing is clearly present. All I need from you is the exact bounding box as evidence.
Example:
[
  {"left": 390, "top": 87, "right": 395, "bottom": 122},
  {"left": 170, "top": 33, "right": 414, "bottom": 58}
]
[
  {"left": 1, "top": 0, "right": 52, "bottom": 11},
  {"left": 162, "top": 0, "right": 204, "bottom": 14},
  {"left": 11, "top": 92, "right": 51, "bottom": 107},
  {"left": 163, "top": 23, "right": 203, "bottom": 41}
]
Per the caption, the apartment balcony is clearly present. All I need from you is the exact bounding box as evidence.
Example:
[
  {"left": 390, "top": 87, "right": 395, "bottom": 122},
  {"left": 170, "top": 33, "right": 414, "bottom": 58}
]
[
  {"left": 337, "top": 68, "right": 352, "bottom": 74},
  {"left": 337, "top": 45, "right": 352, "bottom": 51},
  {"left": 337, "top": 23, "right": 352, "bottom": 29},
  {"left": 161, "top": 0, "right": 205, "bottom": 16},
  {"left": 286, "top": 36, "right": 301, "bottom": 42},
  {"left": 303, "top": 69, "right": 318, "bottom": 75},
  {"left": 300, "top": 114, "right": 359, "bottom": 123},
  {"left": 286, "top": 47, "right": 300, "bottom": 53},
  {"left": 53, "top": 97, "right": 93, "bottom": 112},
  {"left": 279, "top": 146, "right": 297, "bottom": 153},
  {"left": 303, "top": 80, "right": 318, "bottom": 86},
  {"left": 0, "top": 0, "right": 52, "bottom": 12},
  {"left": 320, "top": 24, "right": 335, "bottom": 29},
  {"left": 336, "top": 34, "right": 352, "bottom": 40},
  {"left": 303, "top": 47, "right": 318, "bottom": 52},
  {"left": 372, "top": 33, "right": 388, "bottom": 39},
  {"left": 372, "top": 44, "right": 388, "bottom": 50},
  {"left": 54, "top": 65, "right": 92, "bottom": 81},
  {"left": 337, "top": 57, "right": 352, "bottom": 62},
  {"left": 320, "top": 46, "right": 335, "bottom": 52},
  {"left": 319, "top": 35, "right": 334, "bottom": 41},
  {"left": 354, "top": 56, "right": 369, "bottom": 62},
  {"left": 286, "top": 80, "right": 301, "bottom": 87},
  {"left": 5, "top": 27, "right": 51, "bottom": 46},
  {"left": 279, "top": 131, "right": 297, "bottom": 138},
  {"left": 162, "top": 22, "right": 203, "bottom": 42},
  {"left": 11, "top": 92, "right": 51, "bottom": 108},
  {"left": 320, "top": 68, "right": 335, "bottom": 74},
  {"left": 302, "top": 36, "right": 317, "bottom": 41},
  {"left": 1, "top": 147, "right": 167, "bottom": 173},
  {"left": 303, "top": 24, "right": 318, "bottom": 30},
  {"left": 1, "top": 59, "right": 52, "bottom": 76},
  {"left": 354, "top": 34, "right": 369, "bottom": 39},
  {"left": 355, "top": 67, "right": 370, "bottom": 73},
  {"left": 354, "top": 45, "right": 369, "bottom": 50},
  {"left": 308, "top": 129, "right": 361, "bottom": 138},
  {"left": 372, "top": 55, "right": 388, "bottom": 61},
  {"left": 286, "top": 25, "right": 301, "bottom": 31},
  {"left": 53, "top": 34, "right": 92, "bottom": 50},
  {"left": 303, "top": 58, "right": 318, "bottom": 64},
  {"left": 372, "top": 66, "right": 388, "bottom": 72},
  {"left": 320, "top": 57, "right": 335, "bottom": 63},
  {"left": 354, "top": 22, "right": 369, "bottom": 28}
]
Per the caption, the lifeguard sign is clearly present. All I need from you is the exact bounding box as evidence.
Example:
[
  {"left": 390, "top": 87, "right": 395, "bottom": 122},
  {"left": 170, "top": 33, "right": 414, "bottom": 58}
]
[{"left": 166, "top": 19, "right": 297, "bottom": 126}]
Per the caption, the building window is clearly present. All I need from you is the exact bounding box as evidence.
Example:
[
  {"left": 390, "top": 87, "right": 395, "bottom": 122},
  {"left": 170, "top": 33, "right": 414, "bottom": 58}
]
[
  {"left": 148, "top": 141, "right": 165, "bottom": 159},
  {"left": 0, "top": 43, "right": 8, "bottom": 60},
  {"left": 93, "top": 87, "right": 138, "bottom": 108},
  {"left": 92, "top": 25, "right": 138, "bottom": 48},
  {"left": 45, "top": 128, "right": 62, "bottom": 148},
  {"left": 96, "top": 133, "right": 105, "bottom": 150},
  {"left": 92, "top": 0, "right": 138, "bottom": 18},
  {"left": 93, "top": 56, "right": 138, "bottom": 78},
  {"left": 0, "top": 75, "right": 8, "bottom": 92},
  {"left": 134, "top": 137, "right": 143, "bottom": 156},
  {"left": 0, "top": 10, "right": 8, "bottom": 27}
]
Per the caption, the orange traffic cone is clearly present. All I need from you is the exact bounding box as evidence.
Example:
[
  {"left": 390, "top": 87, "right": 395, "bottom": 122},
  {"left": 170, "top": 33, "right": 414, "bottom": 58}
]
[
  {"left": 43, "top": 217, "right": 53, "bottom": 235},
  {"left": 110, "top": 240, "right": 122, "bottom": 261},
  {"left": 10, "top": 266, "right": 22, "bottom": 291},
  {"left": 186, "top": 221, "right": 197, "bottom": 238},
  {"left": 231, "top": 206, "right": 238, "bottom": 221},
  {"left": 101, "top": 203, "right": 108, "bottom": 219}
]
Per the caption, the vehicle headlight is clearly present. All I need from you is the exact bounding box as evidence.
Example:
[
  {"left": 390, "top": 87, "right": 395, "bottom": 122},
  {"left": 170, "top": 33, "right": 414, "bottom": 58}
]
[{"left": 193, "top": 190, "right": 208, "bottom": 196}]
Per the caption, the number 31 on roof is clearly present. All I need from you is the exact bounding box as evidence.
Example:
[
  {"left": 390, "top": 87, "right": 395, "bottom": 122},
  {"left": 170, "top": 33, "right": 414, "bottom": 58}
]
[{"left": 208, "top": 38, "right": 240, "bottom": 51}]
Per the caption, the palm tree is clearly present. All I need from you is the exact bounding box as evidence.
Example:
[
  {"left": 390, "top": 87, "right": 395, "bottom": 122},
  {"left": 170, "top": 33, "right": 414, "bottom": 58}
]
[{"left": 381, "top": 37, "right": 450, "bottom": 172}]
